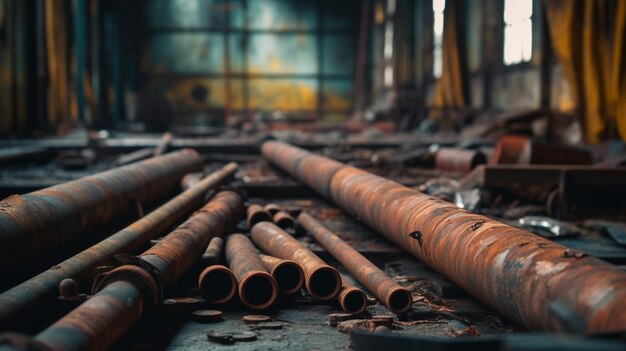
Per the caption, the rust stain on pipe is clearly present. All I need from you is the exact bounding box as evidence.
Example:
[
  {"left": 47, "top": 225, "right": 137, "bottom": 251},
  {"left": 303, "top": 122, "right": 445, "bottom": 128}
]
[
  {"left": 225, "top": 234, "right": 278, "bottom": 310},
  {"left": 0, "top": 149, "right": 203, "bottom": 272},
  {"left": 435, "top": 148, "right": 486, "bottom": 174},
  {"left": 338, "top": 275, "right": 367, "bottom": 315},
  {"left": 298, "top": 213, "right": 412, "bottom": 314},
  {"left": 24, "top": 190, "right": 244, "bottom": 351},
  {"left": 261, "top": 140, "right": 626, "bottom": 334},
  {"left": 251, "top": 222, "right": 341, "bottom": 301},
  {"left": 260, "top": 254, "right": 304, "bottom": 295},
  {"left": 246, "top": 204, "right": 272, "bottom": 228},
  {"left": 0, "top": 162, "right": 238, "bottom": 329},
  {"left": 273, "top": 211, "right": 296, "bottom": 232}
]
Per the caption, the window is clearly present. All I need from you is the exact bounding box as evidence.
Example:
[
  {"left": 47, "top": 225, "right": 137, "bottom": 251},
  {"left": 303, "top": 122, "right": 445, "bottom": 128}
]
[
  {"left": 503, "top": 0, "right": 533, "bottom": 65},
  {"left": 432, "top": 0, "right": 445, "bottom": 78}
]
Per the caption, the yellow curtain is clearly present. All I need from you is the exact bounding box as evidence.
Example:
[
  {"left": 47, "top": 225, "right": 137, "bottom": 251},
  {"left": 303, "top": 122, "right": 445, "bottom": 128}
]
[
  {"left": 432, "top": 0, "right": 465, "bottom": 109},
  {"left": 545, "top": 0, "right": 626, "bottom": 143}
]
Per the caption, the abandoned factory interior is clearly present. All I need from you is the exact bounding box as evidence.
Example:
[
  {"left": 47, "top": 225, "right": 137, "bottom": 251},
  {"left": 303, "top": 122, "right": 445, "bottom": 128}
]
[{"left": 2, "top": 0, "right": 626, "bottom": 350}]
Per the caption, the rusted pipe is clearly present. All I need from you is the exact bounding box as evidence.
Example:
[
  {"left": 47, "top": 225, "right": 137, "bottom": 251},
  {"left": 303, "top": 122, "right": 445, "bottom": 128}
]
[
  {"left": 198, "top": 237, "right": 237, "bottom": 305},
  {"left": 246, "top": 204, "right": 272, "bottom": 228},
  {"left": 298, "top": 213, "right": 412, "bottom": 313},
  {"left": 273, "top": 211, "right": 296, "bottom": 232},
  {"left": 250, "top": 222, "right": 341, "bottom": 301},
  {"left": 338, "top": 276, "right": 367, "bottom": 315},
  {"left": 259, "top": 254, "right": 304, "bottom": 295},
  {"left": 153, "top": 132, "right": 173, "bottom": 157},
  {"left": 201, "top": 237, "right": 224, "bottom": 266},
  {"left": 25, "top": 191, "right": 244, "bottom": 351},
  {"left": 262, "top": 140, "right": 626, "bottom": 334},
  {"left": 264, "top": 203, "right": 281, "bottom": 215},
  {"left": 225, "top": 234, "right": 278, "bottom": 310},
  {"left": 198, "top": 265, "right": 238, "bottom": 305},
  {"left": 435, "top": 148, "right": 486, "bottom": 174},
  {"left": 0, "top": 162, "right": 238, "bottom": 329},
  {"left": 0, "top": 149, "right": 203, "bottom": 273},
  {"left": 181, "top": 172, "right": 204, "bottom": 191}
]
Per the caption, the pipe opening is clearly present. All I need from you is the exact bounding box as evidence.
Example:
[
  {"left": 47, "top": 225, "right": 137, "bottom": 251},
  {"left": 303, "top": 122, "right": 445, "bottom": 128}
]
[
  {"left": 343, "top": 290, "right": 367, "bottom": 314},
  {"left": 309, "top": 267, "right": 340, "bottom": 300},
  {"left": 274, "top": 263, "right": 304, "bottom": 294},
  {"left": 242, "top": 274, "right": 275, "bottom": 308},
  {"left": 200, "top": 267, "right": 237, "bottom": 304},
  {"left": 249, "top": 212, "right": 271, "bottom": 227},
  {"left": 276, "top": 217, "right": 295, "bottom": 232},
  {"left": 389, "top": 289, "right": 413, "bottom": 313}
]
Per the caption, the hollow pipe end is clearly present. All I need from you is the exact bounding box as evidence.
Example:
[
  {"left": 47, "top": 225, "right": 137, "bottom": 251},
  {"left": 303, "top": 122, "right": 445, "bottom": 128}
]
[
  {"left": 339, "top": 287, "right": 368, "bottom": 315},
  {"left": 92, "top": 265, "right": 159, "bottom": 310},
  {"left": 198, "top": 265, "right": 239, "bottom": 305},
  {"left": 305, "top": 266, "right": 342, "bottom": 301},
  {"left": 270, "top": 260, "right": 305, "bottom": 295},
  {"left": 386, "top": 287, "right": 413, "bottom": 314},
  {"left": 239, "top": 271, "right": 279, "bottom": 310}
]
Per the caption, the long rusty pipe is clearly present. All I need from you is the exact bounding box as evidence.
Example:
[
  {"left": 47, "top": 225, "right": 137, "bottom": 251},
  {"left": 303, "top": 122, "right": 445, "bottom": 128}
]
[
  {"left": 298, "top": 213, "right": 412, "bottom": 314},
  {"left": 260, "top": 254, "right": 304, "bottom": 295},
  {"left": 225, "top": 234, "right": 278, "bottom": 310},
  {"left": 198, "top": 238, "right": 238, "bottom": 305},
  {"left": 250, "top": 222, "right": 341, "bottom": 301},
  {"left": 23, "top": 191, "right": 244, "bottom": 351},
  {"left": 0, "top": 162, "right": 238, "bottom": 329},
  {"left": 0, "top": 149, "right": 203, "bottom": 272},
  {"left": 262, "top": 140, "right": 626, "bottom": 334}
]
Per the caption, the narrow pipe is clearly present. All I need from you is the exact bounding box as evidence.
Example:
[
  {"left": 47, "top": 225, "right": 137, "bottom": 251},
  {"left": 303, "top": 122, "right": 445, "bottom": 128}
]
[
  {"left": 225, "top": 234, "right": 278, "bottom": 310},
  {"left": 260, "top": 254, "right": 304, "bottom": 295},
  {"left": 264, "top": 203, "right": 281, "bottom": 215},
  {"left": 262, "top": 140, "right": 626, "bottom": 334},
  {"left": 273, "top": 211, "right": 296, "bottom": 232},
  {"left": 338, "top": 276, "right": 367, "bottom": 315},
  {"left": 180, "top": 172, "right": 204, "bottom": 191},
  {"left": 298, "top": 213, "right": 412, "bottom": 313},
  {"left": 201, "top": 237, "right": 224, "bottom": 266},
  {"left": 246, "top": 204, "right": 272, "bottom": 228},
  {"left": 0, "top": 149, "right": 203, "bottom": 273},
  {"left": 0, "top": 162, "right": 238, "bottom": 329},
  {"left": 250, "top": 222, "right": 341, "bottom": 301},
  {"left": 28, "top": 190, "right": 244, "bottom": 351}
]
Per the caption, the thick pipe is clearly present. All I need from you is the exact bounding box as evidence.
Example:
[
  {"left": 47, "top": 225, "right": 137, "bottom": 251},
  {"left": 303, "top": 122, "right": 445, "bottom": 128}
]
[
  {"left": 225, "top": 234, "right": 278, "bottom": 310},
  {"left": 298, "top": 213, "right": 412, "bottom": 314},
  {"left": 273, "top": 211, "right": 296, "bottom": 232},
  {"left": 262, "top": 140, "right": 626, "bottom": 334},
  {"left": 246, "top": 204, "right": 272, "bottom": 228},
  {"left": 198, "top": 237, "right": 238, "bottom": 305},
  {"left": 28, "top": 191, "right": 244, "bottom": 351},
  {"left": 0, "top": 149, "right": 203, "bottom": 272},
  {"left": 259, "top": 254, "right": 304, "bottom": 295},
  {"left": 0, "top": 162, "right": 238, "bottom": 329},
  {"left": 435, "top": 148, "right": 486, "bottom": 174},
  {"left": 250, "top": 222, "right": 341, "bottom": 301},
  {"left": 338, "top": 276, "right": 367, "bottom": 315}
]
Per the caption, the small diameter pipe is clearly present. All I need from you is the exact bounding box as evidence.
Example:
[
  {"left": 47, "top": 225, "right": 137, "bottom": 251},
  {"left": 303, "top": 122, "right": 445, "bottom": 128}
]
[
  {"left": 225, "top": 234, "right": 278, "bottom": 310},
  {"left": 250, "top": 222, "right": 341, "bottom": 301}
]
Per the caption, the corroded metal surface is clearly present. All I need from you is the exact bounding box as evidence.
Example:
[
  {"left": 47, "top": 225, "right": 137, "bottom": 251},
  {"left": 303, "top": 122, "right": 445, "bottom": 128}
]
[
  {"left": 299, "top": 213, "right": 412, "bottom": 313},
  {"left": 250, "top": 222, "right": 341, "bottom": 301},
  {"left": 0, "top": 163, "right": 238, "bottom": 329},
  {"left": 259, "top": 254, "right": 304, "bottom": 295},
  {"left": 273, "top": 211, "right": 296, "bottom": 231},
  {"left": 0, "top": 149, "right": 203, "bottom": 272},
  {"left": 225, "top": 234, "right": 278, "bottom": 310},
  {"left": 435, "top": 148, "right": 486, "bottom": 174},
  {"left": 261, "top": 140, "right": 626, "bottom": 334},
  {"left": 19, "top": 190, "right": 244, "bottom": 351},
  {"left": 202, "top": 237, "right": 225, "bottom": 266}
]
